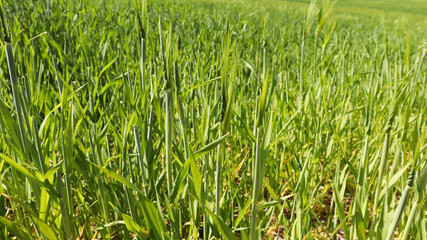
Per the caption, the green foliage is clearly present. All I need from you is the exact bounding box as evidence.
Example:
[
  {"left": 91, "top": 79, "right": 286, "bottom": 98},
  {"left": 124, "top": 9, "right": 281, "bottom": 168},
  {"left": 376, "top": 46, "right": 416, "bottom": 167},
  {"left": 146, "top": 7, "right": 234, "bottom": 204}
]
[{"left": 0, "top": 0, "right": 426, "bottom": 239}]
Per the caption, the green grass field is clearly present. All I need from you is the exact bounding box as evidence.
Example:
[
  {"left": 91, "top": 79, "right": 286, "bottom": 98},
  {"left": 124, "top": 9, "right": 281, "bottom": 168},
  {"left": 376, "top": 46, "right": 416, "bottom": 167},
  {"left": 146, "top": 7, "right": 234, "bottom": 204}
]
[
  {"left": 260, "top": 0, "right": 427, "bottom": 18},
  {"left": 0, "top": 0, "right": 426, "bottom": 239}
]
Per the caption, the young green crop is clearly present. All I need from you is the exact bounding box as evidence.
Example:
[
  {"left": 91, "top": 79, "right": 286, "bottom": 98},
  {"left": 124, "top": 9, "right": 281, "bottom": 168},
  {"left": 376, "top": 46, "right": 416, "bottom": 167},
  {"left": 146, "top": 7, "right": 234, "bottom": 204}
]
[{"left": 0, "top": 0, "right": 426, "bottom": 239}]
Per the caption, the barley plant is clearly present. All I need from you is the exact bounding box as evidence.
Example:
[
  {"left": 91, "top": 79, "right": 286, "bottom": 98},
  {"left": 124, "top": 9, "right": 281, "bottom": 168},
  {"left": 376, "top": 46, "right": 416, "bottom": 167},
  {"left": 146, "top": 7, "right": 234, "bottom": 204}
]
[{"left": 0, "top": 0, "right": 426, "bottom": 239}]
